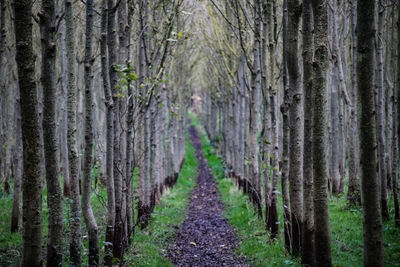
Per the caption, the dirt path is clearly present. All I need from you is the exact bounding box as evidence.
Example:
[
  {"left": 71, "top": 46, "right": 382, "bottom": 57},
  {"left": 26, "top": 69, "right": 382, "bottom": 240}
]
[{"left": 167, "top": 125, "right": 249, "bottom": 267}]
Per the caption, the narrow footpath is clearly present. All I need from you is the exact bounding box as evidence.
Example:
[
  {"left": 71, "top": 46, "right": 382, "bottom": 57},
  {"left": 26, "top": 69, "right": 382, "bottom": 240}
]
[{"left": 168, "top": 125, "right": 249, "bottom": 267}]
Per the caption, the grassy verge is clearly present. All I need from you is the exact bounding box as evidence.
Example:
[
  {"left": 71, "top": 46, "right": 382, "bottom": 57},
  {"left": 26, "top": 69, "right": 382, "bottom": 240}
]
[
  {"left": 125, "top": 136, "right": 198, "bottom": 266},
  {"left": 189, "top": 114, "right": 400, "bottom": 267}
]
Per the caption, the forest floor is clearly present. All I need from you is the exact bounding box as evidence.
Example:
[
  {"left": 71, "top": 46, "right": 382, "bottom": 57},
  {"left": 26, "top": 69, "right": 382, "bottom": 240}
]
[{"left": 167, "top": 125, "right": 249, "bottom": 267}]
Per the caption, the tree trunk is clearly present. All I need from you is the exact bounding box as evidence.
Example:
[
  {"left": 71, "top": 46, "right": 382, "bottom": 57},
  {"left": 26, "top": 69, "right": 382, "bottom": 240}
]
[
  {"left": 0, "top": 0, "right": 5, "bottom": 192},
  {"left": 395, "top": 0, "right": 400, "bottom": 227},
  {"left": 248, "top": 0, "right": 262, "bottom": 217},
  {"left": 287, "top": 0, "right": 303, "bottom": 256},
  {"left": 393, "top": 62, "right": 400, "bottom": 227},
  {"left": 107, "top": 0, "right": 124, "bottom": 260},
  {"left": 65, "top": 0, "right": 82, "bottom": 264},
  {"left": 329, "top": 0, "right": 341, "bottom": 195},
  {"left": 14, "top": 0, "right": 43, "bottom": 265},
  {"left": 312, "top": 0, "right": 332, "bottom": 265},
  {"left": 137, "top": 0, "right": 152, "bottom": 229},
  {"left": 100, "top": 0, "right": 115, "bottom": 264},
  {"left": 357, "top": 0, "right": 384, "bottom": 265},
  {"left": 376, "top": 0, "right": 389, "bottom": 221},
  {"left": 60, "top": 21, "right": 70, "bottom": 198},
  {"left": 281, "top": 0, "right": 291, "bottom": 252},
  {"left": 301, "top": 0, "right": 314, "bottom": 264},
  {"left": 347, "top": 0, "right": 360, "bottom": 206},
  {"left": 82, "top": 0, "right": 99, "bottom": 265},
  {"left": 125, "top": 0, "right": 135, "bottom": 244},
  {"left": 39, "top": 0, "right": 64, "bottom": 264}
]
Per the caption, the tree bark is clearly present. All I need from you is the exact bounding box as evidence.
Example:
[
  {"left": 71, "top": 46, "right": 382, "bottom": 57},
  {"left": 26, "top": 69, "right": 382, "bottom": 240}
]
[
  {"left": 376, "top": 0, "right": 389, "bottom": 221},
  {"left": 357, "top": 0, "right": 384, "bottom": 265},
  {"left": 39, "top": 0, "right": 64, "bottom": 264},
  {"left": 281, "top": 0, "right": 291, "bottom": 252},
  {"left": 302, "top": 0, "right": 314, "bottom": 264},
  {"left": 249, "top": 0, "right": 262, "bottom": 217},
  {"left": 65, "top": 0, "right": 82, "bottom": 265},
  {"left": 137, "top": 0, "right": 152, "bottom": 228},
  {"left": 14, "top": 0, "right": 43, "bottom": 265},
  {"left": 287, "top": 0, "right": 303, "bottom": 256},
  {"left": 100, "top": 0, "right": 115, "bottom": 264},
  {"left": 312, "top": 0, "right": 332, "bottom": 265},
  {"left": 395, "top": 0, "right": 400, "bottom": 227},
  {"left": 347, "top": 0, "right": 360, "bottom": 206},
  {"left": 107, "top": 0, "right": 124, "bottom": 260},
  {"left": 82, "top": 0, "right": 99, "bottom": 265}
]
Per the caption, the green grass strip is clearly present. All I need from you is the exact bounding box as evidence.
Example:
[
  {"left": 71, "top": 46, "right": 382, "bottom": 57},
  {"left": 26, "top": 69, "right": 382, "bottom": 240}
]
[{"left": 126, "top": 135, "right": 198, "bottom": 266}]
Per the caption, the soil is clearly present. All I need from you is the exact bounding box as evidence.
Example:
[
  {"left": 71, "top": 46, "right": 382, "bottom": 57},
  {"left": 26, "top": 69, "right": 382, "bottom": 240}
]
[{"left": 167, "top": 125, "right": 249, "bottom": 267}]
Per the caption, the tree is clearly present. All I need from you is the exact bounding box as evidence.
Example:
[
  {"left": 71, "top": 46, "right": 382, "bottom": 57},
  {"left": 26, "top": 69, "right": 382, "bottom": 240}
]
[
  {"left": 287, "top": 0, "right": 303, "bottom": 256},
  {"left": 311, "top": 0, "right": 332, "bottom": 265},
  {"left": 108, "top": 0, "right": 124, "bottom": 260},
  {"left": 376, "top": 0, "right": 389, "bottom": 221},
  {"left": 101, "top": 0, "right": 116, "bottom": 264},
  {"left": 357, "top": 0, "right": 384, "bottom": 265},
  {"left": 39, "top": 0, "right": 64, "bottom": 264},
  {"left": 82, "top": 0, "right": 99, "bottom": 265},
  {"left": 249, "top": 0, "right": 262, "bottom": 216},
  {"left": 281, "top": 0, "right": 291, "bottom": 252},
  {"left": 302, "top": 0, "right": 315, "bottom": 264},
  {"left": 395, "top": 0, "right": 400, "bottom": 228},
  {"left": 65, "top": 0, "right": 82, "bottom": 264},
  {"left": 347, "top": 0, "right": 360, "bottom": 206},
  {"left": 266, "top": 0, "right": 279, "bottom": 240},
  {"left": 14, "top": 0, "right": 42, "bottom": 265}
]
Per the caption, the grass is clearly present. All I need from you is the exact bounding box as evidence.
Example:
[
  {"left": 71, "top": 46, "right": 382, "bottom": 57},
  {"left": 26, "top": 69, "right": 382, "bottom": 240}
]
[
  {"left": 189, "top": 113, "right": 400, "bottom": 267},
  {"left": 125, "top": 135, "right": 198, "bottom": 266}
]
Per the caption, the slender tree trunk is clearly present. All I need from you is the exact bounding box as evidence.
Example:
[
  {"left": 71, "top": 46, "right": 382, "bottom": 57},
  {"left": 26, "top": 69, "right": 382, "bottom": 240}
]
[
  {"left": 302, "top": 0, "right": 314, "bottom": 264},
  {"left": 125, "top": 0, "right": 135, "bottom": 244},
  {"left": 357, "top": 0, "right": 384, "bottom": 265},
  {"left": 0, "top": 0, "right": 4, "bottom": 190},
  {"left": 268, "top": 0, "right": 279, "bottom": 239},
  {"left": 137, "top": 0, "right": 151, "bottom": 228},
  {"left": 40, "top": 0, "right": 64, "bottom": 264},
  {"left": 14, "top": 0, "right": 43, "bottom": 265},
  {"left": 312, "top": 0, "right": 332, "bottom": 266},
  {"left": 262, "top": 0, "right": 272, "bottom": 232},
  {"left": 347, "top": 0, "right": 360, "bottom": 206},
  {"left": 395, "top": 0, "right": 400, "bottom": 227},
  {"left": 117, "top": 0, "right": 130, "bottom": 252},
  {"left": 107, "top": 0, "right": 124, "bottom": 260},
  {"left": 60, "top": 21, "right": 70, "bottom": 198},
  {"left": 393, "top": 66, "right": 400, "bottom": 227},
  {"left": 287, "top": 0, "right": 303, "bottom": 256},
  {"left": 249, "top": 0, "right": 262, "bottom": 217},
  {"left": 100, "top": 0, "right": 115, "bottom": 264},
  {"left": 82, "top": 0, "right": 99, "bottom": 265},
  {"left": 376, "top": 0, "right": 389, "bottom": 221},
  {"left": 281, "top": 0, "right": 291, "bottom": 252},
  {"left": 65, "top": 0, "right": 82, "bottom": 264}
]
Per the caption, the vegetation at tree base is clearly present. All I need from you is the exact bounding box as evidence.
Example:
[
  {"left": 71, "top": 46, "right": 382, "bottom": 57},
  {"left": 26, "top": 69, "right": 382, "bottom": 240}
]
[{"left": 0, "top": 0, "right": 400, "bottom": 266}]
